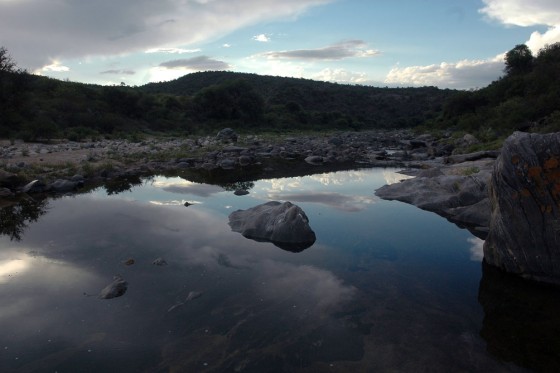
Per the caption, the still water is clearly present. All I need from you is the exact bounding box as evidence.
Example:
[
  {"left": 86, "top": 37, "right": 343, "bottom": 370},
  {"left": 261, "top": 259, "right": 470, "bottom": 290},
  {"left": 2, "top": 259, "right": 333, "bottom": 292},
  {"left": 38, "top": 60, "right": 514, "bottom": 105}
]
[{"left": 0, "top": 168, "right": 554, "bottom": 372}]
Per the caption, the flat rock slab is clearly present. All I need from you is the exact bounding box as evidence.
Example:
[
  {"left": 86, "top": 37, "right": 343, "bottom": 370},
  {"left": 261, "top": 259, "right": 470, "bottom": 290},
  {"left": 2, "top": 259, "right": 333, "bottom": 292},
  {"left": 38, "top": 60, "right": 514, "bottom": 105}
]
[{"left": 375, "top": 158, "right": 494, "bottom": 238}]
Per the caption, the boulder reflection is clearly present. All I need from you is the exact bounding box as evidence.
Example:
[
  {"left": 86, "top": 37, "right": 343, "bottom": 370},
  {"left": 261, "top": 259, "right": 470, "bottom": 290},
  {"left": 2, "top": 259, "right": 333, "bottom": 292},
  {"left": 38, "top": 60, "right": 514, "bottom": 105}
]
[{"left": 478, "top": 261, "right": 560, "bottom": 372}]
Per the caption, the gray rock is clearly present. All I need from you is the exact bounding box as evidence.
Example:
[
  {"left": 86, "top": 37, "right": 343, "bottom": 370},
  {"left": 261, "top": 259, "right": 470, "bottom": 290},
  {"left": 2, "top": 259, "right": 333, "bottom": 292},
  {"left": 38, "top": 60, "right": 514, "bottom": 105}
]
[
  {"left": 234, "top": 189, "right": 249, "bottom": 196},
  {"left": 216, "top": 128, "right": 238, "bottom": 143},
  {"left": 98, "top": 275, "right": 128, "bottom": 299},
  {"left": 375, "top": 160, "right": 493, "bottom": 237},
  {"left": 484, "top": 132, "right": 560, "bottom": 284},
  {"left": 304, "top": 155, "right": 324, "bottom": 165},
  {"left": 238, "top": 155, "right": 253, "bottom": 167},
  {"left": 152, "top": 257, "right": 168, "bottom": 266},
  {"left": 0, "top": 170, "right": 20, "bottom": 189},
  {"left": 228, "top": 201, "right": 316, "bottom": 252},
  {"left": 49, "top": 179, "right": 80, "bottom": 193},
  {"left": 219, "top": 158, "right": 236, "bottom": 170},
  {"left": 0, "top": 187, "right": 13, "bottom": 198},
  {"left": 21, "top": 179, "right": 47, "bottom": 194}
]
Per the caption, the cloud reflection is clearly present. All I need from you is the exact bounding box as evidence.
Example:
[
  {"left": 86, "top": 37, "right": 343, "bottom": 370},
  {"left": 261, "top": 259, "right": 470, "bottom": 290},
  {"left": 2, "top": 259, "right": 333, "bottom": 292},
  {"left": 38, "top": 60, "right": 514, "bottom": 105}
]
[
  {"left": 257, "top": 261, "right": 356, "bottom": 314},
  {"left": 153, "top": 178, "right": 224, "bottom": 197},
  {"left": 467, "top": 237, "right": 484, "bottom": 261},
  {"left": 268, "top": 192, "right": 375, "bottom": 212}
]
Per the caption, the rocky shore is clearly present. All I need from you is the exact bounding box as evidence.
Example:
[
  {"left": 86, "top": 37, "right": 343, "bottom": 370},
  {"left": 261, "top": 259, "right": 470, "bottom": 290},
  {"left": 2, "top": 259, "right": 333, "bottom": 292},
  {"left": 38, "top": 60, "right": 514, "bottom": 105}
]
[{"left": 0, "top": 128, "right": 474, "bottom": 198}]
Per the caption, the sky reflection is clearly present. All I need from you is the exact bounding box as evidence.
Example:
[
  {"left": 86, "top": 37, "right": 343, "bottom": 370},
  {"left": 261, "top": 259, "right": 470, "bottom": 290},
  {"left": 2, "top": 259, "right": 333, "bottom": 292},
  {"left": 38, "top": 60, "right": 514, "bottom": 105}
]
[{"left": 0, "top": 168, "right": 500, "bottom": 372}]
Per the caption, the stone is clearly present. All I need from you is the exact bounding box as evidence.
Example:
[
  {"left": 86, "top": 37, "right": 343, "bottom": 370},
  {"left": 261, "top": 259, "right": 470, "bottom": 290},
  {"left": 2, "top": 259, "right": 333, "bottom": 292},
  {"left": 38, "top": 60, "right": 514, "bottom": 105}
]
[
  {"left": 304, "top": 155, "right": 324, "bottom": 165},
  {"left": 484, "top": 131, "right": 560, "bottom": 284},
  {"left": 234, "top": 189, "right": 249, "bottom": 196},
  {"left": 0, "top": 169, "right": 21, "bottom": 189},
  {"left": 98, "top": 275, "right": 128, "bottom": 299},
  {"left": 49, "top": 179, "right": 80, "bottom": 193},
  {"left": 375, "top": 159, "right": 494, "bottom": 237},
  {"left": 0, "top": 187, "right": 13, "bottom": 198},
  {"left": 228, "top": 201, "right": 316, "bottom": 252},
  {"left": 219, "top": 158, "right": 236, "bottom": 170},
  {"left": 216, "top": 128, "right": 238, "bottom": 143}
]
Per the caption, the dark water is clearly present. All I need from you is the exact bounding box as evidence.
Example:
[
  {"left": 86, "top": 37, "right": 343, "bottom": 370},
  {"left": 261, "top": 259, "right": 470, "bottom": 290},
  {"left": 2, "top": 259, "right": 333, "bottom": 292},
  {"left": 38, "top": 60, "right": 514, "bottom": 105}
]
[{"left": 0, "top": 168, "right": 556, "bottom": 372}]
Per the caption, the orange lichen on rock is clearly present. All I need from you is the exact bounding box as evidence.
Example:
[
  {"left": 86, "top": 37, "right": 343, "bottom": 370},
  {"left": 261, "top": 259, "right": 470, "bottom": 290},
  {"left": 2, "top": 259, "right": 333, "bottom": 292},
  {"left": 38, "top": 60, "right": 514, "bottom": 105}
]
[{"left": 544, "top": 157, "right": 559, "bottom": 170}]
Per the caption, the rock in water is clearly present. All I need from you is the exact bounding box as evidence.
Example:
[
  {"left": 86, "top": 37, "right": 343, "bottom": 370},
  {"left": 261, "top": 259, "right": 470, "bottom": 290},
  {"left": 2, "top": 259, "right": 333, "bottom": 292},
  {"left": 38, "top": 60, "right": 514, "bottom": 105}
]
[
  {"left": 484, "top": 132, "right": 560, "bottom": 284},
  {"left": 98, "top": 275, "right": 128, "bottom": 299},
  {"left": 228, "top": 201, "right": 316, "bottom": 252}
]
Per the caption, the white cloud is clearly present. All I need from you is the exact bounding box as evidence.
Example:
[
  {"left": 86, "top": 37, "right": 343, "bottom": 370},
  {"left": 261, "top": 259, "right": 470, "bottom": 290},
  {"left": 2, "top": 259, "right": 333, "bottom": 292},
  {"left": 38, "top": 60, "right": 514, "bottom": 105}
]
[
  {"left": 145, "top": 47, "right": 201, "bottom": 54},
  {"left": 384, "top": 54, "right": 505, "bottom": 89},
  {"left": 479, "top": 0, "right": 560, "bottom": 27},
  {"left": 222, "top": 43, "right": 232, "bottom": 48},
  {"left": 38, "top": 61, "right": 70, "bottom": 73},
  {"left": 253, "top": 34, "right": 271, "bottom": 42},
  {"left": 479, "top": 0, "right": 560, "bottom": 53},
  {"left": 313, "top": 67, "right": 368, "bottom": 83},
  {"left": 0, "top": 0, "right": 333, "bottom": 70}
]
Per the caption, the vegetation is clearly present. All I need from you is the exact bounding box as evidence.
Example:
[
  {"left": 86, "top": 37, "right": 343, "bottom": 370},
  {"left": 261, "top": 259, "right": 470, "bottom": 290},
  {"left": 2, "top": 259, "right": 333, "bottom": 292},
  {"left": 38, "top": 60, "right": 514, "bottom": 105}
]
[
  {"left": 0, "top": 47, "right": 453, "bottom": 140},
  {"left": 425, "top": 42, "right": 560, "bottom": 144},
  {"left": 1, "top": 42, "right": 560, "bottom": 145}
]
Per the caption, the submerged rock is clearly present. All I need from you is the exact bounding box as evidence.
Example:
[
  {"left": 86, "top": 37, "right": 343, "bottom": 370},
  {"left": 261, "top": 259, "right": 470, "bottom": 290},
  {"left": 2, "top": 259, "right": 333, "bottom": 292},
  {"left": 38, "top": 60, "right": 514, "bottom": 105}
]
[
  {"left": 228, "top": 201, "right": 316, "bottom": 252},
  {"left": 98, "top": 275, "right": 128, "bottom": 299},
  {"left": 484, "top": 132, "right": 560, "bottom": 284}
]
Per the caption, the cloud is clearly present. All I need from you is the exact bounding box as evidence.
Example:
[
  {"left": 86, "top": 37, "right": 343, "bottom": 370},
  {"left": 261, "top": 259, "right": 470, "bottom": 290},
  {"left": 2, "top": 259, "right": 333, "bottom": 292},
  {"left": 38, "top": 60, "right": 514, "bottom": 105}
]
[
  {"left": 100, "top": 69, "right": 136, "bottom": 75},
  {"left": 159, "top": 56, "right": 231, "bottom": 70},
  {"left": 261, "top": 40, "right": 380, "bottom": 61},
  {"left": 0, "top": 0, "right": 333, "bottom": 70},
  {"left": 384, "top": 54, "right": 505, "bottom": 89},
  {"left": 145, "top": 47, "right": 201, "bottom": 54},
  {"left": 253, "top": 34, "right": 271, "bottom": 42},
  {"left": 479, "top": 0, "right": 560, "bottom": 53},
  {"left": 479, "top": 0, "right": 560, "bottom": 27},
  {"left": 313, "top": 68, "right": 368, "bottom": 83},
  {"left": 40, "top": 61, "right": 70, "bottom": 73}
]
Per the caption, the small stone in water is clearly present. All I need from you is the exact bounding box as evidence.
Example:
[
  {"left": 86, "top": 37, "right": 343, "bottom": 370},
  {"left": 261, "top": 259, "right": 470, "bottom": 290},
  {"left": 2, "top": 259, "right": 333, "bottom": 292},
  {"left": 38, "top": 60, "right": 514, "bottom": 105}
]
[
  {"left": 122, "top": 258, "right": 135, "bottom": 266},
  {"left": 152, "top": 257, "right": 168, "bottom": 266}
]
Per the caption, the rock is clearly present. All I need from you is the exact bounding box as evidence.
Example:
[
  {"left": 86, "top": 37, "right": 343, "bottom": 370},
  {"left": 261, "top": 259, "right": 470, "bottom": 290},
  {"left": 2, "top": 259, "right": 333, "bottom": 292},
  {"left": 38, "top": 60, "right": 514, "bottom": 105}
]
[
  {"left": 49, "top": 179, "right": 80, "bottom": 193},
  {"left": 0, "top": 187, "right": 13, "bottom": 198},
  {"left": 228, "top": 201, "right": 316, "bottom": 252},
  {"left": 304, "top": 155, "right": 324, "bottom": 165},
  {"left": 234, "top": 189, "right": 249, "bottom": 196},
  {"left": 216, "top": 128, "right": 238, "bottom": 143},
  {"left": 152, "top": 257, "right": 168, "bottom": 266},
  {"left": 219, "top": 158, "right": 236, "bottom": 170},
  {"left": 0, "top": 169, "right": 21, "bottom": 189},
  {"left": 484, "top": 132, "right": 560, "bottom": 284},
  {"left": 375, "top": 159, "right": 494, "bottom": 237},
  {"left": 98, "top": 275, "right": 128, "bottom": 299},
  {"left": 21, "top": 179, "right": 47, "bottom": 194},
  {"left": 238, "top": 155, "right": 253, "bottom": 167}
]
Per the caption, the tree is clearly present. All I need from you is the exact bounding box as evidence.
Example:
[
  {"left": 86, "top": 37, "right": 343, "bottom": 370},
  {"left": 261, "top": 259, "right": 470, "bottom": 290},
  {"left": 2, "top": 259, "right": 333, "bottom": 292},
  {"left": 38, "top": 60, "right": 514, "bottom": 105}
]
[
  {"left": 0, "top": 46, "right": 17, "bottom": 72},
  {"left": 504, "top": 44, "right": 533, "bottom": 75}
]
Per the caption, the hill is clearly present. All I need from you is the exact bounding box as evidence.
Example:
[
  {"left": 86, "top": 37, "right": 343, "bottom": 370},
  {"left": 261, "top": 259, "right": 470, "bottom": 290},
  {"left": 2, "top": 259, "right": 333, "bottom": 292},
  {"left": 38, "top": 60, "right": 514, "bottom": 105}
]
[{"left": 0, "top": 50, "right": 455, "bottom": 141}]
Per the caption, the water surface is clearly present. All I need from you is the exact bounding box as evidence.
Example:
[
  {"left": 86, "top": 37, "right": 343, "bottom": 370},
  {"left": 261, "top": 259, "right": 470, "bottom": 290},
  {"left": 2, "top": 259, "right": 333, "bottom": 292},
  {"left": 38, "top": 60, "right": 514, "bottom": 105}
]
[{"left": 0, "top": 168, "right": 540, "bottom": 372}]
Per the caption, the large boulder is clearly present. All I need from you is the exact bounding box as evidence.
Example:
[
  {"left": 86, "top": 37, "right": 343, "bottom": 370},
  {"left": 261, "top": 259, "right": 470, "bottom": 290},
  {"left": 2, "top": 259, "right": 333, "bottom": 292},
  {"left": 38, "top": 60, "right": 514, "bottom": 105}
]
[
  {"left": 228, "top": 201, "right": 316, "bottom": 252},
  {"left": 484, "top": 132, "right": 560, "bottom": 284}
]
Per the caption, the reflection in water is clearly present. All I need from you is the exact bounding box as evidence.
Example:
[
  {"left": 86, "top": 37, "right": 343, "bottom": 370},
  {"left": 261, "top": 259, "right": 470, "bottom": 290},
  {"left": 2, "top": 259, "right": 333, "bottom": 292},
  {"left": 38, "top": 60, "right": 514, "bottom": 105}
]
[
  {"left": 468, "top": 237, "right": 484, "bottom": 261},
  {"left": 478, "top": 262, "right": 560, "bottom": 372},
  {"left": 0, "top": 168, "right": 538, "bottom": 371},
  {"left": 0, "top": 197, "right": 48, "bottom": 241}
]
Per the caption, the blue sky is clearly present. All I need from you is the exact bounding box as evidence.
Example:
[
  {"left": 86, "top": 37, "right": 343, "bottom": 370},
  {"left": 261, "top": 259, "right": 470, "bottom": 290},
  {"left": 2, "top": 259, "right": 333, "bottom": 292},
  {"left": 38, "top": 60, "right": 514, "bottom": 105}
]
[{"left": 1, "top": 0, "right": 559, "bottom": 89}]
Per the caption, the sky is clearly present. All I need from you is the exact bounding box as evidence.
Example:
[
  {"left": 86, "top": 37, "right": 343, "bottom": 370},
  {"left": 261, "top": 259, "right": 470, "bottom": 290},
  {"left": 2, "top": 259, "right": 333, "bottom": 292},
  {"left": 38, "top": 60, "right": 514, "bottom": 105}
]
[{"left": 1, "top": 0, "right": 559, "bottom": 90}]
